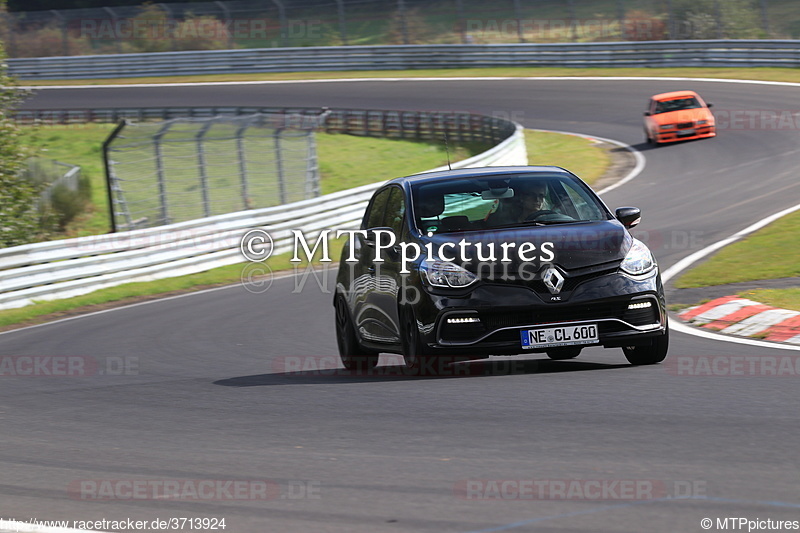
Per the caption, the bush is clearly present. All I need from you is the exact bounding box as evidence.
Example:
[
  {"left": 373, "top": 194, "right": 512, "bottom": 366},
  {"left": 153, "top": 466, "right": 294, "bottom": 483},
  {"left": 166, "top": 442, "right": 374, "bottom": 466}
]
[
  {"left": 7, "top": 21, "right": 93, "bottom": 58},
  {"left": 48, "top": 174, "right": 91, "bottom": 231},
  {"left": 0, "top": 35, "right": 39, "bottom": 247},
  {"left": 23, "top": 159, "right": 90, "bottom": 233},
  {"left": 624, "top": 10, "right": 667, "bottom": 41},
  {"left": 172, "top": 14, "right": 233, "bottom": 51},
  {"left": 672, "top": 0, "right": 761, "bottom": 39}
]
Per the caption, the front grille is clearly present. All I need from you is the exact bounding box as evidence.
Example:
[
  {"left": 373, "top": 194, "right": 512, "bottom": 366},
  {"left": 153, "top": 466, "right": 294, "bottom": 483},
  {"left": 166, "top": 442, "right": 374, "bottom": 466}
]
[
  {"left": 480, "top": 301, "right": 630, "bottom": 330},
  {"left": 480, "top": 264, "right": 619, "bottom": 298},
  {"left": 529, "top": 267, "right": 616, "bottom": 295},
  {"left": 677, "top": 121, "right": 694, "bottom": 129}
]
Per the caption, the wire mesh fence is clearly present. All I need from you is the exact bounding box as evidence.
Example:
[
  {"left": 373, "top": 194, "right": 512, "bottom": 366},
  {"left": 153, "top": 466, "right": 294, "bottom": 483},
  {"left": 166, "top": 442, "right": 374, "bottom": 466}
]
[
  {"left": 0, "top": 0, "right": 782, "bottom": 58},
  {"left": 104, "top": 113, "right": 320, "bottom": 231}
]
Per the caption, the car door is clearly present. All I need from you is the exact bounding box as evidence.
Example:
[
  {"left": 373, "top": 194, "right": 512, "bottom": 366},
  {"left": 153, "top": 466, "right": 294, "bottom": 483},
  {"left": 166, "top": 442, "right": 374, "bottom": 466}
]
[
  {"left": 370, "top": 186, "right": 407, "bottom": 344},
  {"left": 352, "top": 187, "right": 393, "bottom": 343}
]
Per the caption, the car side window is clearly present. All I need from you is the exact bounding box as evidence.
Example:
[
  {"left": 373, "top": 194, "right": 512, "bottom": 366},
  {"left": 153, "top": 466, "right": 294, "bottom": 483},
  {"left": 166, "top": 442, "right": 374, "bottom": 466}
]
[
  {"left": 560, "top": 181, "right": 607, "bottom": 221},
  {"left": 384, "top": 187, "right": 406, "bottom": 235},
  {"left": 363, "top": 188, "right": 391, "bottom": 229}
]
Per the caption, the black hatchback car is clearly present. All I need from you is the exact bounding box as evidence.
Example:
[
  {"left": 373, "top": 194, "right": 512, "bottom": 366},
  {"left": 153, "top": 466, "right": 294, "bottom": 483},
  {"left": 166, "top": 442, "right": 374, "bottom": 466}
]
[{"left": 333, "top": 166, "right": 668, "bottom": 373}]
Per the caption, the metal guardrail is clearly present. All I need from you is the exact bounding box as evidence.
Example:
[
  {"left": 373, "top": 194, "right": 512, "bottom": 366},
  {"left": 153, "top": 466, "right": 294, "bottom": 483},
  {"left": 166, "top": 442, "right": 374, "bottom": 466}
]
[
  {"left": 15, "top": 107, "right": 516, "bottom": 147},
  {"left": 0, "top": 121, "right": 525, "bottom": 310},
  {"left": 9, "top": 40, "right": 800, "bottom": 80}
]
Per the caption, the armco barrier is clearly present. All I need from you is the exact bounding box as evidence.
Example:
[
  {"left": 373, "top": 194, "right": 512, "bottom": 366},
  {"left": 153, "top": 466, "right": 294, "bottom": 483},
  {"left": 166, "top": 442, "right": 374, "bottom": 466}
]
[
  {"left": 15, "top": 107, "right": 516, "bottom": 149},
  {"left": 9, "top": 40, "right": 800, "bottom": 80},
  {"left": 0, "top": 122, "right": 525, "bottom": 310}
]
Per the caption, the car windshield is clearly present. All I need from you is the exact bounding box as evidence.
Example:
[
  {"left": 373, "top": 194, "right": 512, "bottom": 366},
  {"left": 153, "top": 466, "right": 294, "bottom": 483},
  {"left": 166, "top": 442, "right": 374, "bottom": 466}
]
[
  {"left": 411, "top": 173, "right": 610, "bottom": 234},
  {"left": 654, "top": 97, "right": 701, "bottom": 114}
]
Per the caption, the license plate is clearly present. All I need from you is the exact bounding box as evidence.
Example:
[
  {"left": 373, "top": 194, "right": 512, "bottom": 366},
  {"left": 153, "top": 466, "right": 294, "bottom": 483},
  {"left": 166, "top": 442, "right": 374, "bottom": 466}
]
[
  {"left": 677, "top": 129, "right": 696, "bottom": 136},
  {"left": 520, "top": 324, "right": 599, "bottom": 349}
]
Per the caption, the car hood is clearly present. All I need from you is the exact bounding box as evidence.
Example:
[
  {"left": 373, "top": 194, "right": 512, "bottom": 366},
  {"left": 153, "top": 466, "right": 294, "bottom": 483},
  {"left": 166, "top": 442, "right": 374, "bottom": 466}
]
[
  {"left": 421, "top": 220, "right": 632, "bottom": 272},
  {"left": 652, "top": 108, "right": 710, "bottom": 124}
]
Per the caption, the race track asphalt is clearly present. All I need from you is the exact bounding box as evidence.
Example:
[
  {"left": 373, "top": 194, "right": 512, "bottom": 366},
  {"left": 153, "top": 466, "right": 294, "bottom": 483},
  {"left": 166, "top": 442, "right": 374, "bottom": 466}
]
[{"left": 2, "top": 78, "right": 798, "bottom": 532}]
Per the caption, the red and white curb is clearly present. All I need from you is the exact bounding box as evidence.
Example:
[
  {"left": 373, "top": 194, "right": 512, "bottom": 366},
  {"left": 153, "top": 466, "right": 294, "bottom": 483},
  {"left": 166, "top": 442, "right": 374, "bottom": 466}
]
[{"left": 679, "top": 296, "right": 800, "bottom": 343}]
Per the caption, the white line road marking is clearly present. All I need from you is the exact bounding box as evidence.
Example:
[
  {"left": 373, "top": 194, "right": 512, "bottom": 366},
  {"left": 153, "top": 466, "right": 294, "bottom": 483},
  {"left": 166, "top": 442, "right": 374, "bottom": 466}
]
[{"left": 19, "top": 76, "right": 800, "bottom": 91}]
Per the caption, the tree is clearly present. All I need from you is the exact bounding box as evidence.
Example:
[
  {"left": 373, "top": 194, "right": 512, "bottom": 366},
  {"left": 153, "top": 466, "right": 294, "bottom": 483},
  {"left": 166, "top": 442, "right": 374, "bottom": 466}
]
[
  {"left": 672, "top": 0, "right": 762, "bottom": 39},
  {"left": 0, "top": 15, "right": 38, "bottom": 247}
]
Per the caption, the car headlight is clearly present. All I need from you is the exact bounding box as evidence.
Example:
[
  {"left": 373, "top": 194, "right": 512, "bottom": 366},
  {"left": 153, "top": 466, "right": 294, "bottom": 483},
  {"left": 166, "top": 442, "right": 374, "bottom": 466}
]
[
  {"left": 697, "top": 120, "right": 708, "bottom": 125},
  {"left": 659, "top": 124, "right": 674, "bottom": 129},
  {"left": 620, "top": 239, "right": 656, "bottom": 276},
  {"left": 420, "top": 260, "right": 477, "bottom": 288}
]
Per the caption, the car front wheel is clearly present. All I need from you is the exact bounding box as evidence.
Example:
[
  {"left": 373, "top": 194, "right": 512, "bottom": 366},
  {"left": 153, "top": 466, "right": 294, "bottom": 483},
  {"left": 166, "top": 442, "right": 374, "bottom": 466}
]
[
  {"left": 335, "top": 295, "right": 379, "bottom": 371},
  {"left": 623, "top": 326, "right": 669, "bottom": 365}
]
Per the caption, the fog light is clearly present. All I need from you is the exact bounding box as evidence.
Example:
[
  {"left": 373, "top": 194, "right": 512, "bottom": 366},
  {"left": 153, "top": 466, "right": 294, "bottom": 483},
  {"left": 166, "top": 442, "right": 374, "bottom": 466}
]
[
  {"left": 447, "top": 317, "right": 481, "bottom": 324},
  {"left": 627, "top": 301, "right": 652, "bottom": 310}
]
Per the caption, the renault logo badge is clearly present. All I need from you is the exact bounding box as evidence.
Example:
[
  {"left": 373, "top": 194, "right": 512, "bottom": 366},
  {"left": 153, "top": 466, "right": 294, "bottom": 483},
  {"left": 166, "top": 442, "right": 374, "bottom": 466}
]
[{"left": 542, "top": 266, "right": 565, "bottom": 295}]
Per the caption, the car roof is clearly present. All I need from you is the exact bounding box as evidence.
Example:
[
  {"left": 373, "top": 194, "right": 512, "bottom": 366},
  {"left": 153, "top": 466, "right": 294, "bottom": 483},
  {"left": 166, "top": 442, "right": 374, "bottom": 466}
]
[
  {"left": 651, "top": 90, "right": 701, "bottom": 101},
  {"left": 387, "top": 165, "right": 574, "bottom": 187}
]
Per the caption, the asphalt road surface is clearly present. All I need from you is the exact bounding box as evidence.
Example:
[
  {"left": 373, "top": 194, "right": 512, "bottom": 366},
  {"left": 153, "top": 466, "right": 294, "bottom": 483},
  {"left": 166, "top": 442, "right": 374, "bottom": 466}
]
[{"left": 3, "top": 78, "right": 798, "bottom": 533}]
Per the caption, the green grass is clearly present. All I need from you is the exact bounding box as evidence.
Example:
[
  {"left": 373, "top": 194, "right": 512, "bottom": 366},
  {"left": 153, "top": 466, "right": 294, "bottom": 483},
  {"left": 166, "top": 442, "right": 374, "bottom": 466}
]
[
  {"left": 737, "top": 288, "right": 800, "bottom": 312},
  {"left": 525, "top": 130, "right": 610, "bottom": 185},
  {"left": 675, "top": 210, "right": 800, "bottom": 288},
  {"left": 20, "top": 67, "right": 800, "bottom": 87},
  {"left": 317, "top": 134, "right": 484, "bottom": 194}
]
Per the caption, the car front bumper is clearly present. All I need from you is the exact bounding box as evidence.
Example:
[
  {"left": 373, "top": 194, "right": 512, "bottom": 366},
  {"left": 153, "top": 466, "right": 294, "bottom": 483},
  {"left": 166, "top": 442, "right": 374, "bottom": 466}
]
[
  {"left": 416, "top": 271, "right": 667, "bottom": 356},
  {"left": 655, "top": 125, "right": 716, "bottom": 143}
]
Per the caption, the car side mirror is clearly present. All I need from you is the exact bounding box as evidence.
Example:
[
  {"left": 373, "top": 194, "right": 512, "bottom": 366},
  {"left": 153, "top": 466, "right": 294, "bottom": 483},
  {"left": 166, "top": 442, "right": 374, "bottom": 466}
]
[
  {"left": 643, "top": 111, "right": 651, "bottom": 117},
  {"left": 706, "top": 103, "right": 713, "bottom": 108},
  {"left": 615, "top": 207, "right": 641, "bottom": 228}
]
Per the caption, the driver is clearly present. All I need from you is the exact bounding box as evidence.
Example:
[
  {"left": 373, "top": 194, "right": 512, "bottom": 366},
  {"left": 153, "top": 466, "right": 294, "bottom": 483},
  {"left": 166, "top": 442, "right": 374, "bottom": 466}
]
[{"left": 487, "top": 180, "right": 549, "bottom": 225}]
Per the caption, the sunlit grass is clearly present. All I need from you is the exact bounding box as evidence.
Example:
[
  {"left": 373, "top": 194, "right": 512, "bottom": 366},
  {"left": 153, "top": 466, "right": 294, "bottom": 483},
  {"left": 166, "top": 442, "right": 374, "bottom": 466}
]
[
  {"left": 21, "top": 67, "right": 800, "bottom": 87},
  {"left": 676, "top": 210, "right": 800, "bottom": 288}
]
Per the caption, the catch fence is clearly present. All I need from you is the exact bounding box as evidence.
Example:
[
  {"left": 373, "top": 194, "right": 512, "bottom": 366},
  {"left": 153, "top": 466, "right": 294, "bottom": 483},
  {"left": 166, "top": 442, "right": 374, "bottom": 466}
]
[{"left": 104, "top": 112, "right": 321, "bottom": 231}]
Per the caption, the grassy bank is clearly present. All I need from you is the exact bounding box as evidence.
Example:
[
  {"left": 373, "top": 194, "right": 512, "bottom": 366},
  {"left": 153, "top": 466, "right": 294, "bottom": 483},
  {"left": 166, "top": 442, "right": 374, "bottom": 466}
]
[
  {"left": 20, "top": 67, "right": 800, "bottom": 87},
  {"left": 675, "top": 209, "right": 800, "bottom": 311}
]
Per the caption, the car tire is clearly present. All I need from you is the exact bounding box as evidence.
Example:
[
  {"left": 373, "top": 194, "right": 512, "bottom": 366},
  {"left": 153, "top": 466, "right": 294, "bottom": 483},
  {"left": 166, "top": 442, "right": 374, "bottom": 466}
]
[
  {"left": 623, "top": 326, "right": 669, "bottom": 365},
  {"left": 335, "top": 295, "right": 379, "bottom": 372},
  {"left": 400, "top": 307, "right": 441, "bottom": 375},
  {"left": 546, "top": 347, "right": 581, "bottom": 360}
]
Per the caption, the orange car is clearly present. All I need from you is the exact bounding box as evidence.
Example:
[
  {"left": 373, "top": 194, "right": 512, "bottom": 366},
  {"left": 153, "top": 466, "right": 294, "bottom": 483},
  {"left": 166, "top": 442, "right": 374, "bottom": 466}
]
[{"left": 643, "top": 90, "right": 715, "bottom": 144}]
